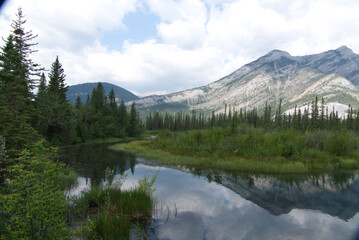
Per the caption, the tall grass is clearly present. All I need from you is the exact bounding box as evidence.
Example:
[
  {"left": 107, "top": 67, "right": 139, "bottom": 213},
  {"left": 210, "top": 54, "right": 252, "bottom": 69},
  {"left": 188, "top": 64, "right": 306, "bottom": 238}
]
[
  {"left": 71, "top": 173, "right": 156, "bottom": 240},
  {"left": 111, "top": 127, "right": 359, "bottom": 173}
]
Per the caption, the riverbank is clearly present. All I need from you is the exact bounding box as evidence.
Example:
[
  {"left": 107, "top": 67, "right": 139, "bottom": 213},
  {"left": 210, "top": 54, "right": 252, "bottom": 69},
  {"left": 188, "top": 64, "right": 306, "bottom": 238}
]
[{"left": 109, "top": 129, "right": 359, "bottom": 173}]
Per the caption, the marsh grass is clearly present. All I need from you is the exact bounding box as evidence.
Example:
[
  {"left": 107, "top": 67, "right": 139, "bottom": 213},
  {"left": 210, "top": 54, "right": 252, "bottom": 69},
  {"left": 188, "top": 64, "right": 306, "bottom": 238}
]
[
  {"left": 110, "top": 127, "right": 359, "bottom": 173},
  {"left": 71, "top": 173, "right": 155, "bottom": 240}
]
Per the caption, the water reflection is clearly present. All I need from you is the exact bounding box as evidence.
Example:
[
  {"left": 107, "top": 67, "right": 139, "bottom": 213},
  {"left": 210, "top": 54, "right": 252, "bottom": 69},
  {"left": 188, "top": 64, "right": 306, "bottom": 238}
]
[
  {"left": 189, "top": 169, "right": 359, "bottom": 220},
  {"left": 61, "top": 144, "right": 359, "bottom": 240}
]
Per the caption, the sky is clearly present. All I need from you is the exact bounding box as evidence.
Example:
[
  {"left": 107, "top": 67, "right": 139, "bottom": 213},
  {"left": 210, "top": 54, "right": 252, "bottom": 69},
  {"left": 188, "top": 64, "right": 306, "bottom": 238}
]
[{"left": 0, "top": 0, "right": 359, "bottom": 96}]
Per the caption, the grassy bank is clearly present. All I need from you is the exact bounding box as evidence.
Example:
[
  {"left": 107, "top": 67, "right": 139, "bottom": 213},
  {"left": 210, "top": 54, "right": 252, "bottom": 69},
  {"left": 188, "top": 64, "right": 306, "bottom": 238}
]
[{"left": 109, "top": 127, "right": 359, "bottom": 173}]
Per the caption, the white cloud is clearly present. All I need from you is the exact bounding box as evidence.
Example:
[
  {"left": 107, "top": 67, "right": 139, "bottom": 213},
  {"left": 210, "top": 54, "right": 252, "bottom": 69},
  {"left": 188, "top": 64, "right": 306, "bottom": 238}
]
[{"left": 1, "top": 0, "right": 359, "bottom": 95}]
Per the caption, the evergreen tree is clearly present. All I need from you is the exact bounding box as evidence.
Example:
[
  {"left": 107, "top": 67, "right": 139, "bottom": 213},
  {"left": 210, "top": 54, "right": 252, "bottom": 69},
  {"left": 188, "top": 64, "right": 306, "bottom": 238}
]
[
  {"left": 44, "top": 56, "right": 71, "bottom": 144},
  {"left": 0, "top": 35, "right": 39, "bottom": 157},
  {"left": 34, "top": 72, "right": 48, "bottom": 135},
  {"left": 108, "top": 88, "right": 117, "bottom": 111},
  {"left": 118, "top": 99, "right": 127, "bottom": 128},
  {"left": 90, "top": 82, "right": 105, "bottom": 113},
  {"left": 275, "top": 99, "right": 282, "bottom": 128},
  {"left": 48, "top": 56, "right": 67, "bottom": 99},
  {"left": 11, "top": 8, "right": 43, "bottom": 90},
  {"left": 127, "top": 102, "right": 140, "bottom": 137},
  {"left": 75, "top": 95, "right": 81, "bottom": 109},
  {"left": 0, "top": 8, "right": 43, "bottom": 157}
]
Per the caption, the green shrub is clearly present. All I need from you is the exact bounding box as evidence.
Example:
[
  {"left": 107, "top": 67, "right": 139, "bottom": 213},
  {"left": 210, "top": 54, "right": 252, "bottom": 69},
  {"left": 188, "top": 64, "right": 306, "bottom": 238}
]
[
  {"left": 2, "top": 142, "right": 70, "bottom": 239},
  {"left": 325, "top": 130, "right": 355, "bottom": 156}
]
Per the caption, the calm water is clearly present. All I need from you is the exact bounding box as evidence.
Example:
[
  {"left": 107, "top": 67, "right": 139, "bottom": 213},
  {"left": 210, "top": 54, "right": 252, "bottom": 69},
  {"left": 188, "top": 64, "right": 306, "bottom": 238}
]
[{"left": 61, "top": 143, "right": 359, "bottom": 240}]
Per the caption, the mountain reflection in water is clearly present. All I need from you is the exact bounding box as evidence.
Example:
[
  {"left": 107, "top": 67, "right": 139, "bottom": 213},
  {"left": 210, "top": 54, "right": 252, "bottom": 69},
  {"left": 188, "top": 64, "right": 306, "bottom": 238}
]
[{"left": 61, "top": 143, "right": 359, "bottom": 240}]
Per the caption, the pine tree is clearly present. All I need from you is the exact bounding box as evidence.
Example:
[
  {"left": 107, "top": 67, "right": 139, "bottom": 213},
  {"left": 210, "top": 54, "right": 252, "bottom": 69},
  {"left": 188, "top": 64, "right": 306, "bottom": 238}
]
[
  {"left": 127, "top": 102, "right": 140, "bottom": 137},
  {"left": 275, "top": 99, "right": 282, "bottom": 128},
  {"left": 91, "top": 82, "right": 105, "bottom": 113},
  {"left": 108, "top": 88, "right": 117, "bottom": 111},
  {"left": 75, "top": 96, "right": 81, "bottom": 109},
  {"left": 11, "top": 8, "right": 43, "bottom": 92},
  {"left": 48, "top": 56, "right": 67, "bottom": 99},
  {"left": 45, "top": 56, "right": 71, "bottom": 144},
  {"left": 0, "top": 8, "right": 43, "bottom": 157},
  {"left": 34, "top": 72, "right": 48, "bottom": 135},
  {"left": 118, "top": 99, "right": 127, "bottom": 128},
  {"left": 0, "top": 35, "right": 39, "bottom": 157}
]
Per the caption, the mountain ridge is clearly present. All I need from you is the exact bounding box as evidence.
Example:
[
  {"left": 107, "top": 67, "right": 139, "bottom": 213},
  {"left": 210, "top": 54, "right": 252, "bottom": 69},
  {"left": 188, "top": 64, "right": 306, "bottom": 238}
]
[{"left": 134, "top": 46, "right": 359, "bottom": 115}]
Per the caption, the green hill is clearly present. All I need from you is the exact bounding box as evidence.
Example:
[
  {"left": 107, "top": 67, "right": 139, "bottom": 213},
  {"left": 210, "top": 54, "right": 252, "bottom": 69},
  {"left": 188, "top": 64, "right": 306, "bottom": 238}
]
[{"left": 66, "top": 82, "right": 139, "bottom": 104}]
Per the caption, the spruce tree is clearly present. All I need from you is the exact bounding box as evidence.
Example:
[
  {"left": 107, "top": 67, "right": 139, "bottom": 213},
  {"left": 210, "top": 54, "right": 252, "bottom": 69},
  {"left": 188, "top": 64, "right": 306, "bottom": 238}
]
[
  {"left": 0, "top": 8, "right": 43, "bottom": 157},
  {"left": 11, "top": 8, "right": 43, "bottom": 92},
  {"left": 118, "top": 99, "right": 127, "bottom": 127},
  {"left": 34, "top": 72, "right": 49, "bottom": 135},
  {"left": 75, "top": 96, "right": 82, "bottom": 109},
  {"left": 108, "top": 88, "right": 117, "bottom": 111},
  {"left": 127, "top": 102, "right": 139, "bottom": 137},
  {"left": 0, "top": 35, "right": 38, "bottom": 157},
  {"left": 45, "top": 56, "right": 71, "bottom": 144},
  {"left": 48, "top": 56, "right": 67, "bottom": 99}
]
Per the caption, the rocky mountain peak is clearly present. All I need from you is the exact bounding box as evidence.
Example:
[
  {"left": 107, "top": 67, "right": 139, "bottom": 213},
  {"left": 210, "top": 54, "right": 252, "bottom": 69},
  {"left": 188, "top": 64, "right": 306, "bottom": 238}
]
[
  {"left": 263, "top": 49, "right": 293, "bottom": 61},
  {"left": 335, "top": 45, "right": 354, "bottom": 56}
]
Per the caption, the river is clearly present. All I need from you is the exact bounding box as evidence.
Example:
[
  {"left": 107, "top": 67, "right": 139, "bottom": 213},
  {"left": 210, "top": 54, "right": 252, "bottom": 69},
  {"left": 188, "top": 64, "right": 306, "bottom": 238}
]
[{"left": 60, "top": 142, "right": 359, "bottom": 240}]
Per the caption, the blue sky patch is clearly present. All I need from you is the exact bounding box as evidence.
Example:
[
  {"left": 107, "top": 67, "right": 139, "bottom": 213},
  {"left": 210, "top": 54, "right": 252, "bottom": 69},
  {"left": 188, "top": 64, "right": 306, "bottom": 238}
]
[{"left": 100, "top": 9, "right": 161, "bottom": 51}]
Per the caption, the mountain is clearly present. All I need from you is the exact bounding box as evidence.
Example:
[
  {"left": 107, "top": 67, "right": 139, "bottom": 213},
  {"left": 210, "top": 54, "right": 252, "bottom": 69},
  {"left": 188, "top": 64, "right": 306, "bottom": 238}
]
[
  {"left": 66, "top": 82, "right": 139, "bottom": 104},
  {"left": 135, "top": 46, "right": 359, "bottom": 115}
]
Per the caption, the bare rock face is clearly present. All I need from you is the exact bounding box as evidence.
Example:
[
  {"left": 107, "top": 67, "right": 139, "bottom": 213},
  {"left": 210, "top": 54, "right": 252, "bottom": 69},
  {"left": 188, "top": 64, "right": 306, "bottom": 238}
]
[
  {"left": 135, "top": 47, "right": 359, "bottom": 114},
  {"left": 301, "top": 46, "right": 359, "bottom": 87}
]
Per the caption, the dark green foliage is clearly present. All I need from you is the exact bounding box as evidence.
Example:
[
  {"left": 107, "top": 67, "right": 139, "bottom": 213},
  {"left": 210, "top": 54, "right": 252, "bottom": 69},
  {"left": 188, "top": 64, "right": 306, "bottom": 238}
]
[
  {"left": 34, "top": 72, "right": 48, "bottom": 135},
  {"left": 1, "top": 142, "right": 70, "bottom": 239},
  {"left": 0, "top": 136, "right": 6, "bottom": 165},
  {"left": 127, "top": 102, "right": 141, "bottom": 137},
  {"left": 66, "top": 82, "right": 139, "bottom": 105},
  {"left": 38, "top": 56, "right": 72, "bottom": 145},
  {"left": 75, "top": 95, "right": 81, "bottom": 109},
  {"left": 0, "top": 34, "right": 39, "bottom": 158},
  {"left": 325, "top": 130, "right": 356, "bottom": 156},
  {"left": 71, "top": 83, "right": 142, "bottom": 143}
]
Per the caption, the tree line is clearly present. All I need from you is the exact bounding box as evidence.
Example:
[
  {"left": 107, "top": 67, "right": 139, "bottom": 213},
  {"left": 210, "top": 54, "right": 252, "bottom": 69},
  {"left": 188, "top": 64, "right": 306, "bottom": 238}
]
[{"left": 145, "top": 97, "right": 359, "bottom": 133}]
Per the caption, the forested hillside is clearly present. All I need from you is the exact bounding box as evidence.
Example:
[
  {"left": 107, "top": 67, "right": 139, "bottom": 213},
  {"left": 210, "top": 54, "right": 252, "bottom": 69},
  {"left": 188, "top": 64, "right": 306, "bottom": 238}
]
[{"left": 66, "top": 82, "right": 139, "bottom": 105}]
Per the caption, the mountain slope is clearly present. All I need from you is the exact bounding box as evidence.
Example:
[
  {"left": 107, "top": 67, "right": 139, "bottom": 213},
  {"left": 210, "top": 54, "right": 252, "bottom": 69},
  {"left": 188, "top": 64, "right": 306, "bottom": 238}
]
[
  {"left": 66, "top": 82, "right": 139, "bottom": 104},
  {"left": 135, "top": 46, "right": 359, "bottom": 115},
  {"left": 302, "top": 46, "right": 359, "bottom": 86}
]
